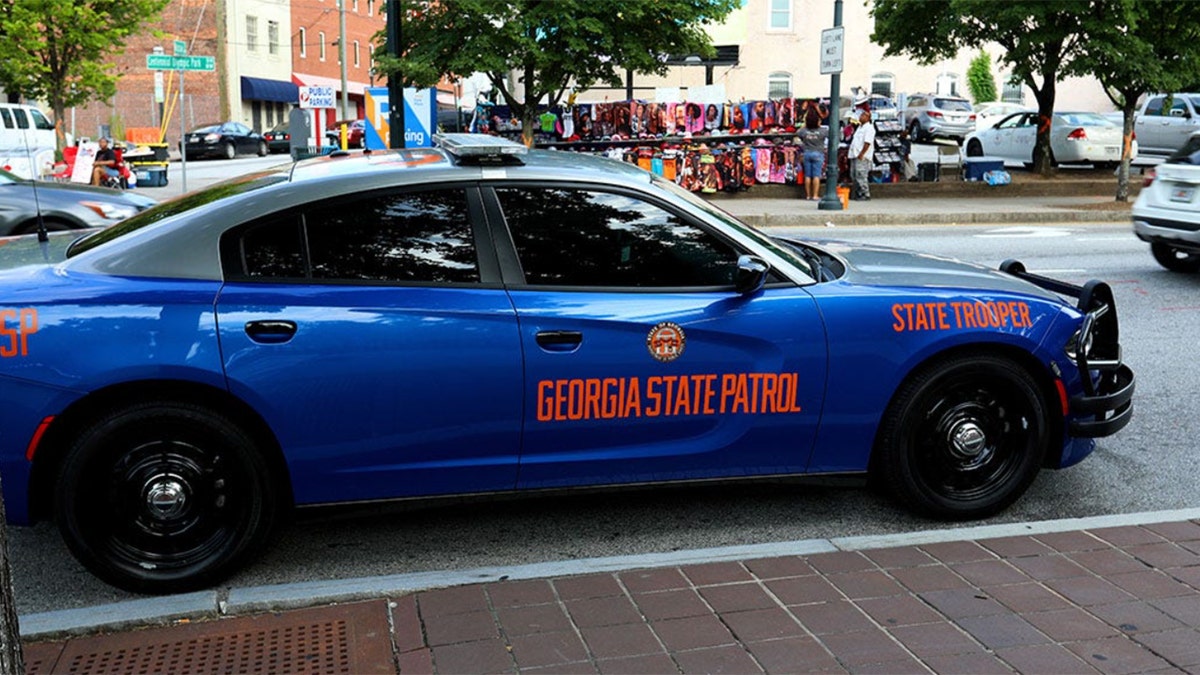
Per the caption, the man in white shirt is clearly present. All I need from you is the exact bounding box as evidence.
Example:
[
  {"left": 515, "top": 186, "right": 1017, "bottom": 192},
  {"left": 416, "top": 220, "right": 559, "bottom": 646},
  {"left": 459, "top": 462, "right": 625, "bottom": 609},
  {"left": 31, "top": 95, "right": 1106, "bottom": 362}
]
[{"left": 849, "top": 109, "right": 876, "bottom": 200}]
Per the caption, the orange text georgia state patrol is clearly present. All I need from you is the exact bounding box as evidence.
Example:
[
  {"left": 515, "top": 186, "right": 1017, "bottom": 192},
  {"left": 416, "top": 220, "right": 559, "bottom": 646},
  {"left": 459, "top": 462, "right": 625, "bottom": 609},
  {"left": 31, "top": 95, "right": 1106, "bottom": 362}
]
[{"left": 536, "top": 372, "right": 803, "bottom": 422}]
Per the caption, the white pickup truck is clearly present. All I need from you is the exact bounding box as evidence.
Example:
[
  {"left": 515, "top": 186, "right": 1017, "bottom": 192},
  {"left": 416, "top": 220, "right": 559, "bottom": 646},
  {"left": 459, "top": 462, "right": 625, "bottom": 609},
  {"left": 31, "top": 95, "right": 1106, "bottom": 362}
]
[{"left": 1134, "top": 93, "right": 1200, "bottom": 156}]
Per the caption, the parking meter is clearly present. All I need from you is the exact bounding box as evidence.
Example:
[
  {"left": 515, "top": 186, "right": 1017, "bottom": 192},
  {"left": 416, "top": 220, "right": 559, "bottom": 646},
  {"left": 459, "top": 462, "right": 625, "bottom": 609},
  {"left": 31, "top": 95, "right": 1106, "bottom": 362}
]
[{"left": 288, "top": 109, "right": 312, "bottom": 159}]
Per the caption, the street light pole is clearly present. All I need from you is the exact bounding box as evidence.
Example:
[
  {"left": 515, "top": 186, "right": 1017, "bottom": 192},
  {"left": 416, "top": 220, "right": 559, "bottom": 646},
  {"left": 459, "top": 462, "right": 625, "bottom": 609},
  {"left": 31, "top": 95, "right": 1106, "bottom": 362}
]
[
  {"left": 818, "top": 0, "right": 844, "bottom": 211},
  {"left": 338, "top": 0, "right": 349, "bottom": 120}
]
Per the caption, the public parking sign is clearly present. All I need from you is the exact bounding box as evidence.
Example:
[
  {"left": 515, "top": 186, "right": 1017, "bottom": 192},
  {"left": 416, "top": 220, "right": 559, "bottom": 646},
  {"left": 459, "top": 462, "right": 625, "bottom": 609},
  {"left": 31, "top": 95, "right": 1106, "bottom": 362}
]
[{"left": 299, "top": 85, "right": 336, "bottom": 109}]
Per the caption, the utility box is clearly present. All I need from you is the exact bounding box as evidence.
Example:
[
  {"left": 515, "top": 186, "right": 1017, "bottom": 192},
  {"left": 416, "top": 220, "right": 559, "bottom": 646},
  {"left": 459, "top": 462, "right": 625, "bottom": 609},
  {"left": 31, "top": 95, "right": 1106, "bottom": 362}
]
[{"left": 289, "top": 109, "right": 312, "bottom": 159}]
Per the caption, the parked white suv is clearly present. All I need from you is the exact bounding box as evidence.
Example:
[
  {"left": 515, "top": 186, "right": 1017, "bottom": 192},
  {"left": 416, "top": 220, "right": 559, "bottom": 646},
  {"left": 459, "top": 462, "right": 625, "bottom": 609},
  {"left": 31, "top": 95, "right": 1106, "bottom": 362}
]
[{"left": 1132, "top": 130, "right": 1200, "bottom": 272}]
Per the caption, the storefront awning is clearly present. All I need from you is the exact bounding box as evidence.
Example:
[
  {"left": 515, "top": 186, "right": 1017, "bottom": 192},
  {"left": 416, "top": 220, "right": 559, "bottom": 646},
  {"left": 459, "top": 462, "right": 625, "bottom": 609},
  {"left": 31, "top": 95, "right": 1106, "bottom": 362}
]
[{"left": 240, "top": 76, "right": 299, "bottom": 103}]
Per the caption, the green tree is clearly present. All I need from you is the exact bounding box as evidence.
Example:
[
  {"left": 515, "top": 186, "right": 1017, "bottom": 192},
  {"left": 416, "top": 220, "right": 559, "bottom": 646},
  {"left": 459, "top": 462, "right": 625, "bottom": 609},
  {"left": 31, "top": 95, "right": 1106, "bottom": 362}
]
[
  {"left": 1070, "top": 1, "right": 1200, "bottom": 200},
  {"left": 872, "top": 0, "right": 1114, "bottom": 176},
  {"left": 0, "top": 0, "right": 168, "bottom": 150},
  {"left": 966, "top": 50, "right": 997, "bottom": 104},
  {"left": 378, "top": 0, "right": 739, "bottom": 146}
]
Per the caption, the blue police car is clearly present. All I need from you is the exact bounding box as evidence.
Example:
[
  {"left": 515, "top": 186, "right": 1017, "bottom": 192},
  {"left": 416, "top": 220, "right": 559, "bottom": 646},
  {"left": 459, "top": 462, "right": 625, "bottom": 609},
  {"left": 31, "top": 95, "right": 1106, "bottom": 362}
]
[{"left": 0, "top": 135, "right": 1133, "bottom": 593}]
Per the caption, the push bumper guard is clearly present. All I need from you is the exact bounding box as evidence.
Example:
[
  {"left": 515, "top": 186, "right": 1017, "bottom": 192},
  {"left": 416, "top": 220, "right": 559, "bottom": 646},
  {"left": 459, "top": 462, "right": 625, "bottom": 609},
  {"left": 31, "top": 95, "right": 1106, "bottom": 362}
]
[{"left": 1000, "top": 260, "right": 1135, "bottom": 438}]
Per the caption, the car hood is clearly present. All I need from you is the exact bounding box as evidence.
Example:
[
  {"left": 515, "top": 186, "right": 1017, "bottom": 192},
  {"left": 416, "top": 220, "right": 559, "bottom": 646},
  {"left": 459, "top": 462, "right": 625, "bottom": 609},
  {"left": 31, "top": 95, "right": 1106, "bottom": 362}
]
[{"left": 788, "top": 237, "right": 1065, "bottom": 303}]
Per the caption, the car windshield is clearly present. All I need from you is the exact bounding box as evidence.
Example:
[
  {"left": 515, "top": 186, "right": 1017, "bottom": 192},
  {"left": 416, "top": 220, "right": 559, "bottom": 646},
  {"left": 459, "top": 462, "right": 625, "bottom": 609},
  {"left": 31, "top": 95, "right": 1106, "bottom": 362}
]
[
  {"left": 649, "top": 174, "right": 816, "bottom": 280},
  {"left": 66, "top": 171, "right": 289, "bottom": 257},
  {"left": 1056, "top": 112, "right": 1113, "bottom": 127},
  {"left": 934, "top": 99, "right": 972, "bottom": 112},
  {"left": 1167, "top": 135, "right": 1200, "bottom": 165}
]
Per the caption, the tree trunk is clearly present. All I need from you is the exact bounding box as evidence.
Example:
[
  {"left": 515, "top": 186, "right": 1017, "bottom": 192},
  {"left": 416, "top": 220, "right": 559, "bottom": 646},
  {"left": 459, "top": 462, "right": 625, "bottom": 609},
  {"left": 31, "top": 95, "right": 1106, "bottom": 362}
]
[
  {"left": 0, "top": 477, "right": 25, "bottom": 675},
  {"left": 1031, "top": 85, "right": 1057, "bottom": 177},
  {"left": 1116, "top": 105, "right": 1136, "bottom": 202}
]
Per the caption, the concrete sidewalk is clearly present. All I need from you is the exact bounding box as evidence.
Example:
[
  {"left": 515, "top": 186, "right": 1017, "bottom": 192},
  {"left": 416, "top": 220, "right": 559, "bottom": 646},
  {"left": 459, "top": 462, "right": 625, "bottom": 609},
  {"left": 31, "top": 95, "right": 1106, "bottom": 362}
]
[{"left": 22, "top": 509, "right": 1200, "bottom": 674}]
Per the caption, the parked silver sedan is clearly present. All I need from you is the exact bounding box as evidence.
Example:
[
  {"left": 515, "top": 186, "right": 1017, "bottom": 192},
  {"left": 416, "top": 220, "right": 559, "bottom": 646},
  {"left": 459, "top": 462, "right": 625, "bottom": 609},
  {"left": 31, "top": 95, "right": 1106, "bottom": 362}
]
[
  {"left": 964, "top": 111, "right": 1134, "bottom": 169},
  {"left": 0, "top": 169, "right": 155, "bottom": 236}
]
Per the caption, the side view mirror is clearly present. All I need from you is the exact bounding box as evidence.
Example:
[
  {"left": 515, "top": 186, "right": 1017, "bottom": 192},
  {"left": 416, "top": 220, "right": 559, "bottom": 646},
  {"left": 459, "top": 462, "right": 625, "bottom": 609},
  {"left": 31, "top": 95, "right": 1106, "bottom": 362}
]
[
  {"left": 1171, "top": 108, "right": 1188, "bottom": 118},
  {"left": 735, "top": 255, "right": 769, "bottom": 295}
]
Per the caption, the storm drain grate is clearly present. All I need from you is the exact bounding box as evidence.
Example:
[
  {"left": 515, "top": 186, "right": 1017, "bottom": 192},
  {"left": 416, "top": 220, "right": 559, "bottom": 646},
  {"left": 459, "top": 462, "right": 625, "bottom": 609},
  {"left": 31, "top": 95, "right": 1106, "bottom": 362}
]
[
  {"left": 61, "top": 620, "right": 351, "bottom": 674},
  {"left": 24, "top": 600, "right": 396, "bottom": 675}
]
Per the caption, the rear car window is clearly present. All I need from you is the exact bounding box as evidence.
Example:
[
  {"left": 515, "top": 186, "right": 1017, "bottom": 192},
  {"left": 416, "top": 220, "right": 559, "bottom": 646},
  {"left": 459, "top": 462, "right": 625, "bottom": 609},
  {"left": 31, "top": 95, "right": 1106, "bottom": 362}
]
[{"left": 934, "top": 99, "right": 972, "bottom": 112}]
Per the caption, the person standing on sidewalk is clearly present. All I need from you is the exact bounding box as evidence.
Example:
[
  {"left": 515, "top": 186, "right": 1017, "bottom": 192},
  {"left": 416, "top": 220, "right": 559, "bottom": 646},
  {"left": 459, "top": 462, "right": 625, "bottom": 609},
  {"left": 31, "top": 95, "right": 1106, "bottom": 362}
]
[
  {"left": 799, "top": 109, "right": 828, "bottom": 201},
  {"left": 849, "top": 109, "right": 875, "bottom": 200}
]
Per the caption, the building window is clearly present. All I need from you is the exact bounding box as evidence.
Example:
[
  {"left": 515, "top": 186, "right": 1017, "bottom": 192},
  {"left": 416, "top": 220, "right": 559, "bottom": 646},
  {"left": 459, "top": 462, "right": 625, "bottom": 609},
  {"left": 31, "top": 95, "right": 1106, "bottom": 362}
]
[
  {"left": 767, "top": 72, "right": 792, "bottom": 99},
  {"left": 353, "top": 40, "right": 361, "bottom": 67},
  {"left": 299, "top": 27, "right": 307, "bottom": 58},
  {"left": 769, "top": 0, "right": 791, "bottom": 29},
  {"left": 936, "top": 73, "right": 959, "bottom": 97},
  {"left": 871, "top": 73, "right": 895, "bottom": 98},
  {"left": 352, "top": 0, "right": 359, "bottom": 11},
  {"left": 268, "top": 20, "right": 279, "bottom": 55},
  {"left": 319, "top": 31, "right": 326, "bottom": 61},
  {"left": 368, "top": 0, "right": 374, "bottom": 15},
  {"left": 1001, "top": 77, "right": 1024, "bottom": 104},
  {"left": 246, "top": 16, "right": 258, "bottom": 52}
]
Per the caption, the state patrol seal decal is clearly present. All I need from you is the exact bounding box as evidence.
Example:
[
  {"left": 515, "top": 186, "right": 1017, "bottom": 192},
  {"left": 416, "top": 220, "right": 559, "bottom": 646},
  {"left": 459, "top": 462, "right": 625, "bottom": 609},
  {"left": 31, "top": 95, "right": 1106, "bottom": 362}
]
[{"left": 647, "top": 322, "right": 686, "bottom": 362}]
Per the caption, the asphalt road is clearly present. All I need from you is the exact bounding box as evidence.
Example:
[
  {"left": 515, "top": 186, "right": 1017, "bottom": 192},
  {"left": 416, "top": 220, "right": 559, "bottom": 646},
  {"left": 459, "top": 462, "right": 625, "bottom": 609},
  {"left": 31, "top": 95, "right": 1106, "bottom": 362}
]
[{"left": 8, "top": 220, "right": 1193, "bottom": 616}]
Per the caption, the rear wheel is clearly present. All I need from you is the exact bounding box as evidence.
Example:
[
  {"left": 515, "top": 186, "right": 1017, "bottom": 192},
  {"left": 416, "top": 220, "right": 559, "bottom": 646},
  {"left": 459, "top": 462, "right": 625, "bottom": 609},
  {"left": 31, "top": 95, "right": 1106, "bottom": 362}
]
[
  {"left": 55, "top": 402, "right": 278, "bottom": 594},
  {"left": 257, "top": 140, "right": 268, "bottom": 157},
  {"left": 1151, "top": 242, "right": 1200, "bottom": 273},
  {"left": 875, "top": 355, "right": 1048, "bottom": 520}
]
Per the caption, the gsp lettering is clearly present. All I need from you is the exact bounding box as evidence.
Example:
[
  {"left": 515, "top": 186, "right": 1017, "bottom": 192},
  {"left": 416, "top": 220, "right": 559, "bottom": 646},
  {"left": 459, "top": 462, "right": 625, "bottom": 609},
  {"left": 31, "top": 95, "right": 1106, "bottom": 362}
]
[
  {"left": 0, "top": 308, "right": 36, "bottom": 357},
  {"left": 536, "top": 372, "right": 803, "bottom": 422}
]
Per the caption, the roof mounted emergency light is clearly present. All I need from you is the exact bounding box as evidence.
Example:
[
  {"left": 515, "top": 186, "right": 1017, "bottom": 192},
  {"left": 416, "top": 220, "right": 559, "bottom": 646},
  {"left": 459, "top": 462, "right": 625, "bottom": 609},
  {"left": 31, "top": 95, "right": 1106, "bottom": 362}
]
[{"left": 435, "top": 133, "right": 527, "bottom": 165}]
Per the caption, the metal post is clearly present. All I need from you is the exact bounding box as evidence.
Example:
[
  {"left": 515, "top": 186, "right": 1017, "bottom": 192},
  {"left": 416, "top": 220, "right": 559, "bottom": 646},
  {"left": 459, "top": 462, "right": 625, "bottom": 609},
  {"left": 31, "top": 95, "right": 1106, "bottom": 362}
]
[
  {"left": 818, "top": 0, "right": 844, "bottom": 211},
  {"left": 180, "top": 69, "right": 187, "bottom": 193},
  {"left": 386, "top": 0, "right": 404, "bottom": 148},
  {"left": 338, "top": 0, "right": 349, "bottom": 120},
  {"left": 625, "top": 70, "right": 634, "bottom": 100}
]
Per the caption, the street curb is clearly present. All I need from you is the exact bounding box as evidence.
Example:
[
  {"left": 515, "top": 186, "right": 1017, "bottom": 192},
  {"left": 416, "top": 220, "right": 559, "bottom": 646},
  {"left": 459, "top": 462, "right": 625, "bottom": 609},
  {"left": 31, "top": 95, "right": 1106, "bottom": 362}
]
[
  {"left": 739, "top": 210, "right": 1131, "bottom": 228},
  {"left": 21, "top": 507, "right": 1200, "bottom": 642}
]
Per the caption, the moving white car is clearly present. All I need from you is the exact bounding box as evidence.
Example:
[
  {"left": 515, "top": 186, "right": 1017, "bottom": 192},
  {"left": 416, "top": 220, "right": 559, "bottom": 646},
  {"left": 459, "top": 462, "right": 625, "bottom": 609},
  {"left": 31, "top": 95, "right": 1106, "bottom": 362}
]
[
  {"left": 964, "top": 111, "right": 1134, "bottom": 169},
  {"left": 1132, "top": 131, "right": 1200, "bottom": 272}
]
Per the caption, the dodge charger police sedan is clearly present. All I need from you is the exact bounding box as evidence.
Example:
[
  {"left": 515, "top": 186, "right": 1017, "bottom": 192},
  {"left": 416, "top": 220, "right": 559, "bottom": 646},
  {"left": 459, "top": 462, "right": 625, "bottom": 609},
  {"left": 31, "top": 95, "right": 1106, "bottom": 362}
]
[{"left": 0, "top": 135, "right": 1134, "bottom": 594}]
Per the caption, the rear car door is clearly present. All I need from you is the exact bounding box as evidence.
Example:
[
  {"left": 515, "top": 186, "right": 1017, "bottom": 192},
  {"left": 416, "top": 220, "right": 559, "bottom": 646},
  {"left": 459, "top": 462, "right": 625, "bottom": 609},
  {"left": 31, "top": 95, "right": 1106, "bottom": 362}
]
[
  {"left": 215, "top": 185, "right": 524, "bottom": 506},
  {"left": 486, "top": 185, "right": 829, "bottom": 489}
]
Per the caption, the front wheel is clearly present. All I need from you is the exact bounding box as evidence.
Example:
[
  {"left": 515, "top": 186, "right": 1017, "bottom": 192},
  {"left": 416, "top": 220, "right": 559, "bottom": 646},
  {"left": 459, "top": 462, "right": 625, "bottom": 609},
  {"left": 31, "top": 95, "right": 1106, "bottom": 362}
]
[
  {"left": 55, "top": 402, "right": 278, "bottom": 594},
  {"left": 908, "top": 121, "right": 924, "bottom": 143},
  {"left": 1151, "top": 242, "right": 1200, "bottom": 273},
  {"left": 966, "top": 140, "right": 984, "bottom": 157},
  {"left": 223, "top": 142, "right": 236, "bottom": 160},
  {"left": 875, "top": 355, "right": 1048, "bottom": 520}
]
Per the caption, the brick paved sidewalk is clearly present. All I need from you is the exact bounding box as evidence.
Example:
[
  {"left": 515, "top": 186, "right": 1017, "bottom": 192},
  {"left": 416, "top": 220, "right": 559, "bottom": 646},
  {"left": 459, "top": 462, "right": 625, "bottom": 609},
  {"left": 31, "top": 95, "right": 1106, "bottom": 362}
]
[{"left": 24, "top": 519, "right": 1200, "bottom": 674}]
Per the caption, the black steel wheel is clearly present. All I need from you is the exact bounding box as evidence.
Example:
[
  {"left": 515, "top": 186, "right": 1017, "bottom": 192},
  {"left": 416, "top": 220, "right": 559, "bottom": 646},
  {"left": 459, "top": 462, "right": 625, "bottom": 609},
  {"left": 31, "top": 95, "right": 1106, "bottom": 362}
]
[
  {"left": 876, "top": 355, "right": 1048, "bottom": 520},
  {"left": 1151, "top": 242, "right": 1200, "bottom": 273},
  {"left": 55, "top": 402, "right": 277, "bottom": 594}
]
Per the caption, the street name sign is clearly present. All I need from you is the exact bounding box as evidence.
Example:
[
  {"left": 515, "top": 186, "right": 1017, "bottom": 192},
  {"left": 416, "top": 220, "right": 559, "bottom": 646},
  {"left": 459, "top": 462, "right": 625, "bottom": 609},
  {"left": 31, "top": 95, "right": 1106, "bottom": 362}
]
[
  {"left": 146, "top": 54, "right": 215, "bottom": 71},
  {"left": 173, "top": 40, "right": 187, "bottom": 57}
]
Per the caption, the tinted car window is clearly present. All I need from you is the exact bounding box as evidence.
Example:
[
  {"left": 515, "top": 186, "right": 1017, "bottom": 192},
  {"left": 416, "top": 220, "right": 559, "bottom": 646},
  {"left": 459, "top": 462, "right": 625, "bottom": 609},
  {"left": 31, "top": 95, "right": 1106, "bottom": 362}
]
[
  {"left": 1145, "top": 97, "right": 1164, "bottom": 116},
  {"left": 1167, "top": 135, "right": 1200, "bottom": 165},
  {"left": 12, "top": 109, "right": 28, "bottom": 129},
  {"left": 305, "top": 189, "right": 478, "bottom": 283},
  {"left": 934, "top": 98, "right": 972, "bottom": 112},
  {"left": 0, "top": 109, "right": 10, "bottom": 129},
  {"left": 241, "top": 218, "right": 307, "bottom": 279},
  {"left": 496, "top": 187, "right": 739, "bottom": 288},
  {"left": 30, "top": 109, "right": 53, "bottom": 130}
]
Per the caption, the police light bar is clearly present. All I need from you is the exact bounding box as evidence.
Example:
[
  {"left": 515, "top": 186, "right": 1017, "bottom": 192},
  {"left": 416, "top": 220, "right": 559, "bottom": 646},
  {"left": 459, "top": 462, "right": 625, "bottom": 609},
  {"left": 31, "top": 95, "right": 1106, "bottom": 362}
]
[{"left": 435, "top": 133, "right": 527, "bottom": 164}]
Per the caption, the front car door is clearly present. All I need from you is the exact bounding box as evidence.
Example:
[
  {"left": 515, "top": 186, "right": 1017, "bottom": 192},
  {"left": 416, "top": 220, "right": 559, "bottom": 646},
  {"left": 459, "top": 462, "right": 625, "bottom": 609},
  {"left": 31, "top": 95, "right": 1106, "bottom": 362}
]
[
  {"left": 215, "top": 185, "right": 524, "bottom": 506},
  {"left": 485, "top": 184, "right": 829, "bottom": 489}
]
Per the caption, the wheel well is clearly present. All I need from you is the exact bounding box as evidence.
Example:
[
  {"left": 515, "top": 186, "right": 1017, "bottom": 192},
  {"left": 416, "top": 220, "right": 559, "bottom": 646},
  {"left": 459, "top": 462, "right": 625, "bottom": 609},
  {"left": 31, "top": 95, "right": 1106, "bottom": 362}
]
[
  {"left": 13, "top": 217, "right": 77, "bottom": 236},
  {"left": 28, "top": 380, "right": 293, "bottom": 523},
  {"left": 867, "top": 344, "right": 1065, "bottom": 476}
]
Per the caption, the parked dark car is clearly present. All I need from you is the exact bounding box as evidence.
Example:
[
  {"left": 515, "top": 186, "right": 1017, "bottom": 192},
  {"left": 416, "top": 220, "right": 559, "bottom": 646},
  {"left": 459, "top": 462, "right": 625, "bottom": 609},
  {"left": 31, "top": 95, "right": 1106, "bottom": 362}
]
[
  {"left": 180, "top": 122, "right": 268, "bottom": 159},
  {"left": 0, "top": 168, "right": 154, "bottom": 236},
  {"left": 324, "top": 119, "right": 366, "bottom": 148},
  {"left": 262, "top": 121, "right": 292, "bottom": 154}
]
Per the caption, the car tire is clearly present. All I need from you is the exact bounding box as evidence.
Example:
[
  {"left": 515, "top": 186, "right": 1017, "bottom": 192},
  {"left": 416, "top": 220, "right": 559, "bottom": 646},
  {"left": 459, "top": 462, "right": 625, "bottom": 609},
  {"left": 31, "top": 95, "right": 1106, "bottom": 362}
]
[
  {"left": 223, "top": 142, "right": 236, "bottom": 160},
  {"left": 908, "top": 120, "right": 924, "bottom": 143},
  {"left": 966, "top": 140, "right": 984, "bottom": 157},
  {"left": 875, "top": 354, "right": 1047, "bottom": 520},
  {"left": 1151, "top": 242, "right": 1200, "bottom": 273},
  {"left": 257, "top": 141, "right": 268, "bottom": 157},
  {"left": 55, "top": 401, "right": 278, "bottom": 594}
]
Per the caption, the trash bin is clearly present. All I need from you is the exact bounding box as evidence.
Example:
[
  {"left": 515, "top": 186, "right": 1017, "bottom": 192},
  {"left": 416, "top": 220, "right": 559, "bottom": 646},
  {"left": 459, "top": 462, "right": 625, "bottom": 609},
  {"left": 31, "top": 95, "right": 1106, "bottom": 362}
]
[{"left": 130, "top": 161, "right": 168, "bottom": 187}]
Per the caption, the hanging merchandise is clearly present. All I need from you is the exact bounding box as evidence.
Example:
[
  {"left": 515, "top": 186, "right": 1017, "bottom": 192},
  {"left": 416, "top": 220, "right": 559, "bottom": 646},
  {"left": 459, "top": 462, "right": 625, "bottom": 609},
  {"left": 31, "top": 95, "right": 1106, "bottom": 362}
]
[{"left": 753, "top": 140, "right": 772, "bottom": 184}]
